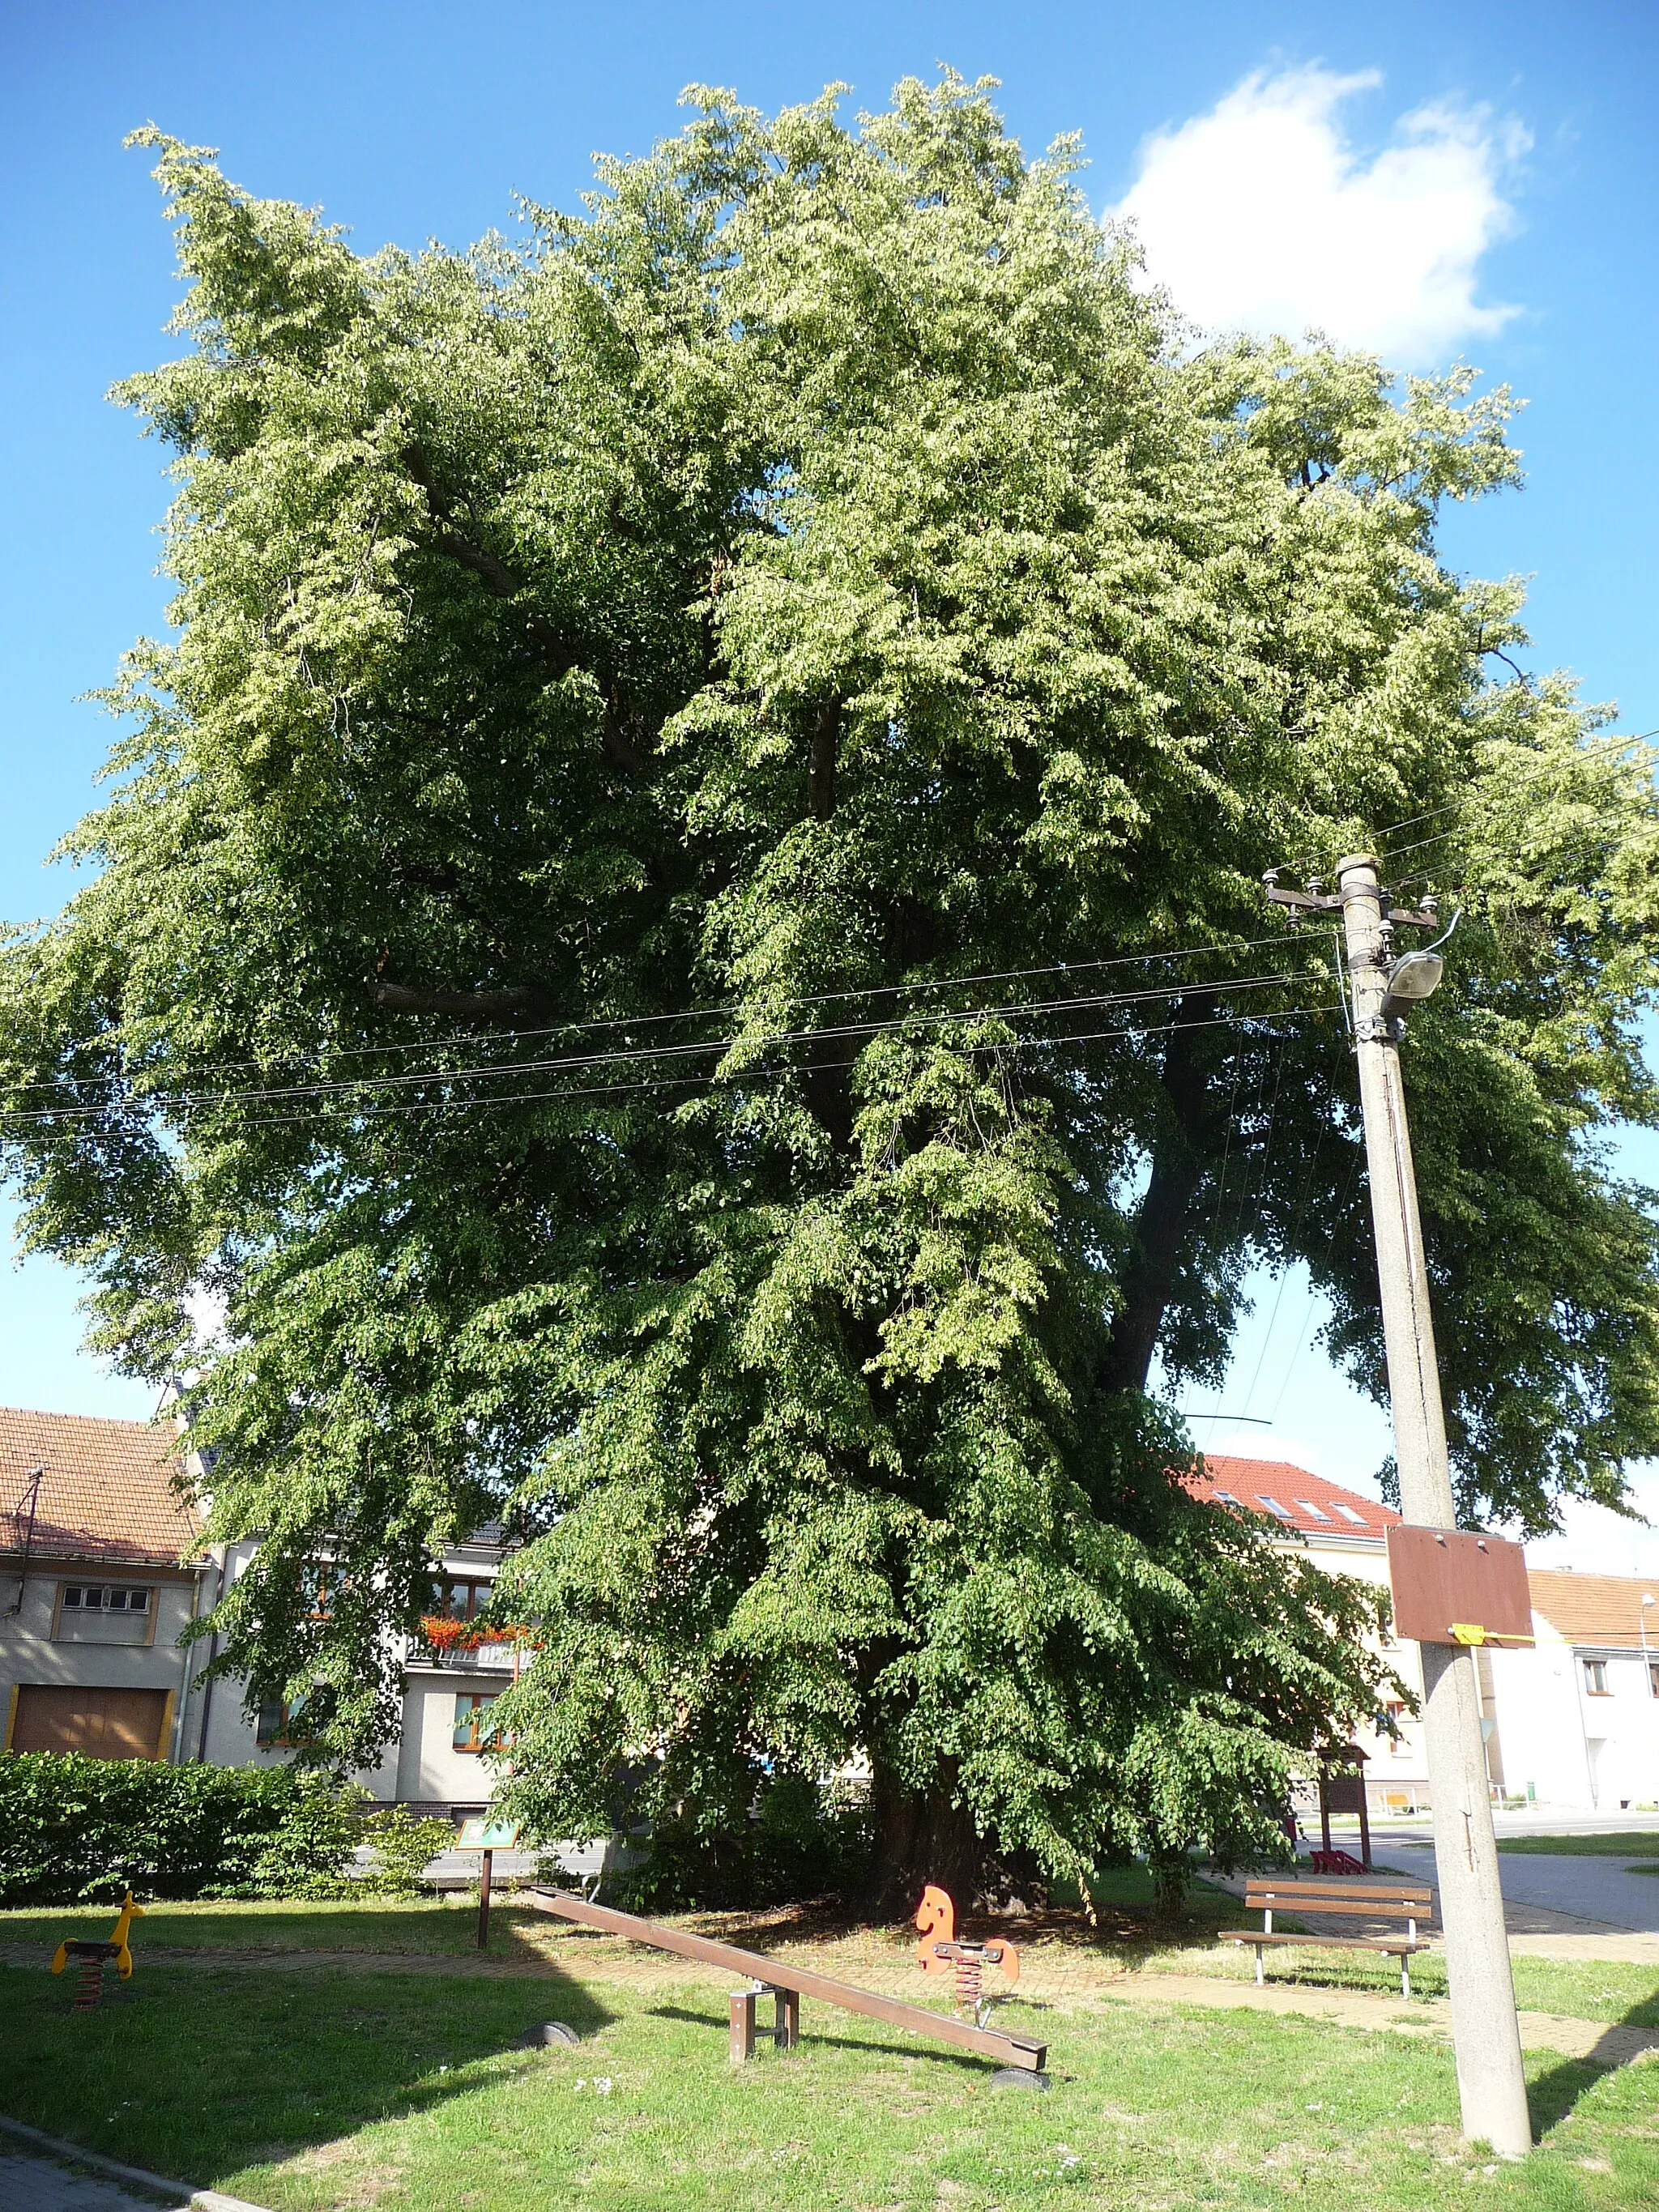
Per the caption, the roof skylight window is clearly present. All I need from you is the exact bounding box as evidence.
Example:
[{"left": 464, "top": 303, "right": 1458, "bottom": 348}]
[
  {"left": 1256, "top": 1495, "right": 1294, "bottom": 1520},
  {"left": 1294, "top": 1499, "right": 1332, "bottom": 1521},
  {"left": 1332, "top": 1503, "right": 1369, "bottom": 1525}
]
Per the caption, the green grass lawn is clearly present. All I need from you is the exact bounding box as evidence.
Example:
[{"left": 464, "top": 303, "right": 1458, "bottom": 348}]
[
  {"left": 3, "top": 1900, "right": 1657, "bottom": 2211},
  {"left": 1496, "top": 1833, "right": 1659, "bottom": 1857}
]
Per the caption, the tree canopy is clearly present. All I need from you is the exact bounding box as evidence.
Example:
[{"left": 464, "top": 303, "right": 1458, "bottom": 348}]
[{"left": 5, "top": 75, "right": 1657, "bottom": 1898}]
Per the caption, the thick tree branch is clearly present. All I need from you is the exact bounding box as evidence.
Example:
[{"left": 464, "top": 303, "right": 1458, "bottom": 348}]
[
  {"left": 403, "top": 445, "right": 646, "bottom": 776},
  {"left": 1101, "top": 999, "right": 1222, "bottom": 1394},
  {"left": 804, "top": 699, "right": 852, "bottom": 1145},
  {"left": 809, "top": 698, "right": 841, "bottom": 822}
]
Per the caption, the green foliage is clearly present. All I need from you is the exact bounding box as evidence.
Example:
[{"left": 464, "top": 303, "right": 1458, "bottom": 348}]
[
  {"left": 3, "top": 75, "right": 1657, "bottom": 1891},
  {"left": 358, "top": 1805, "right": 454, "bottom": 1895},
  {"left": 0, "top": 1754, "right": 365, "bottom": 1904}
]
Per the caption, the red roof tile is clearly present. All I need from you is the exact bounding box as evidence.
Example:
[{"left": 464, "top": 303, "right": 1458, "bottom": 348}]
[
  {"left": 1183, "top": 1455, "right": 1401, "bottom": 1542},
  {"left": 1527, "top": 1569, "right": 1659, "bottom": 1652},
  {"left": 0, "top": 1406, "right": 204, "bottom": 1566}
]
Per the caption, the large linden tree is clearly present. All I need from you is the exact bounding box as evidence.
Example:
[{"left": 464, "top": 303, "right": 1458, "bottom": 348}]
[{"left": 5, "top": 76, "right": 1657, "bottom": 1904}]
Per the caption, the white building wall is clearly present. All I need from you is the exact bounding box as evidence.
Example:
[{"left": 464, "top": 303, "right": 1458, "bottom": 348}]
[{"left": 1486, "top": 1622, "right": 1659, "bottom": 1811}]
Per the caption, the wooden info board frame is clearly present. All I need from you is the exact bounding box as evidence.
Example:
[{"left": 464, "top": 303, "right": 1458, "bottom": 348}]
[{"left": 1385, "top": 1525, "right": 1531, "bottom": 1645}]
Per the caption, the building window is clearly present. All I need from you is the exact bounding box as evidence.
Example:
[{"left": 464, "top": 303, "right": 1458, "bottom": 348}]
[
  {"left": 1332, "top": 1503, "right": 1369, "bottom": 1526},
  {"left": 61, "top": 1585, "right": 151, "bottom": 1613},
  {"left": 254, "top": 1687, "right": 334, "bottom": 1747},
  {"left": 1583, "top": 1660, "right": 1610, "bottom": 1696},
  {"left": 299, "top": 1564, "right": 335, "bottom": 1619},
  {"left": 1384, "top": 1702, "right": 1411, "bottom": 1756},
  {"left": 453, "top": 1692, "right": 500, "bottom": 1753},
  {"left": 1294, "top": 1499, "right": 1332, "bottom": 1522},
  {"left": 1256, "top": 1496, "right": 1295, "bottom": 1521},
  {"left": 256, "top": 1697, "right": 305, "bottom": 1747},
  {"left": 1651, "top": 1661, "right": 1659, "bottom": 1700},
  {"left": 434, "top": 1579, "right": 493, "bottom": 1623}
]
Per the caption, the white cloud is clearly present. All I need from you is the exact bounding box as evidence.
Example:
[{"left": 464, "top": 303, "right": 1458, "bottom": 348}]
[{"left": 1110, "top": 66, "right": 1527, "bottom": 365}]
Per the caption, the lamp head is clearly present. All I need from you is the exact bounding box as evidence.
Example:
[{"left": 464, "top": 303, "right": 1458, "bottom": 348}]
[{"left": 1384, "top": 949, "right": 1445, "bottom": 1003}]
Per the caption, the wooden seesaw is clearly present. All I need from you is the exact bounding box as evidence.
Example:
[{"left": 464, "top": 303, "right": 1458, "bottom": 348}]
[{"left": 524, "top": 1888, "right": 1047, "bottom": 2074}]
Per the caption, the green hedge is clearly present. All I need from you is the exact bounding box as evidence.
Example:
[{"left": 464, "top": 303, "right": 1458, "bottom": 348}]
[{"left": 0, "top": 1753, "right": 370, "bottom": 1904}]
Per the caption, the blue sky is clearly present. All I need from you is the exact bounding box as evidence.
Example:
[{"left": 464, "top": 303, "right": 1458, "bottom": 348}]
[{"left": 2, "top": 1, "right": 1656, "bottom": 1558}]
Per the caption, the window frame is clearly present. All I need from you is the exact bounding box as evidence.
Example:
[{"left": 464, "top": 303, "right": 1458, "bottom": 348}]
[
  {"left": 452, "top": 1690, "right": 501, "bottom": 1754},
  {"left": 53, "top": 1582, "right": 159, "bottom": 1645},
  {"left": 1582, "top": 1659, "right": 1610, "bottom": 1697},
  {"left": 434, "top": 1577, "right": 494, "bottom": 1625}
]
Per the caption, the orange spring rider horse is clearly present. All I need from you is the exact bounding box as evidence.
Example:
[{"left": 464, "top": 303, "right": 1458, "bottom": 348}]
[{"left": 914, "top": 1885, "right": 1020, "bottom": 2027}]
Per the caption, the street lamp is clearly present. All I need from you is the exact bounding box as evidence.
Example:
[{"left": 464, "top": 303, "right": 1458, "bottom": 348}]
[
  {"left": 1642, "top": 1594, "right": 1656, "bottom": 1688},
  {"left": 1384, "top": 909, "right": 1462, "bottom": 1008}
]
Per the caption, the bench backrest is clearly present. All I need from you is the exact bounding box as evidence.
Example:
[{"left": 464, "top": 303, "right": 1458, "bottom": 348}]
[{"left": 1243, "top": 1877, "right": 1434, "bottom": 1926}]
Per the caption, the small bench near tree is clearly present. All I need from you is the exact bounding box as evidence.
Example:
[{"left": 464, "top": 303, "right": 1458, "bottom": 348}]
[{"left": 1222, "top": 1876, "right": 1435, "bottom": 1997}]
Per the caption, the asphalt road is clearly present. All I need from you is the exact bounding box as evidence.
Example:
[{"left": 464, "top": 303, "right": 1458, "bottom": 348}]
[
  {"left": 1367, "top": 1822, "right": 1659, "bottom": 1933},
  {"left": 0, "top": 2153, "right": 187, "bottom": 2210}
]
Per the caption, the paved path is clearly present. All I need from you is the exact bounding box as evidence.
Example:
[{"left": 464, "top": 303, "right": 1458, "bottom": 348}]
[
  {"left": 1508, "top": 1930, "right": 1659, "bottom": 1964},
  {"left": 0, "top": 1942, "right": 560, "bottom": 1978},
  {"left": 0, "top": 2154, "right": 186, "bottom": 2210}
]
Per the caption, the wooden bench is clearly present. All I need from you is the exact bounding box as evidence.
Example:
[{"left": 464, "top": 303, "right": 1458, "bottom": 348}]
[{"left": 1221, "top": 1876, "right": 1435, "bottom": 1997}]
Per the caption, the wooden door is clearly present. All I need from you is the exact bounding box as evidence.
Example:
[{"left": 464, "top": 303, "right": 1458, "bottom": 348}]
[{"left": 11, "top": 1684, "right": 168, "bottom": 1759}]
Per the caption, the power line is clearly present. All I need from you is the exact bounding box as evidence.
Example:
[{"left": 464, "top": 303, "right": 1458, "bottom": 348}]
[
  {"left": 159, "top": 997, "right": 1344, "bottom": 1137},
  {"left": 1371, "top": 731, "right": 1658, "bottom": 849},
  {"left": 1277, "top": 730, "right": 1659, "bottom": 881},
  {"left": 6, "top": 929, "right": 1319, "bottom": 1100},
  {"left": 0, "top": 968, "right": 1325, "bottom": 1129}
]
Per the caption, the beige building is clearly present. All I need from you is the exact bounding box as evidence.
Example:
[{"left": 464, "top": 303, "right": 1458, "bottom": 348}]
[{"left": 0, "top": 1403, "right": 514, "bottom": 1814}]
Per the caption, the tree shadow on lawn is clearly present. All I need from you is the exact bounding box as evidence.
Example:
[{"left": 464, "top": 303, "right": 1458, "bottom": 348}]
[
  {"left": 0, "top": 1957, "right": 616, "bottom": 2192},
  {"left": 644, "top": 1999, "right": 1010, "bottom": 2077}
]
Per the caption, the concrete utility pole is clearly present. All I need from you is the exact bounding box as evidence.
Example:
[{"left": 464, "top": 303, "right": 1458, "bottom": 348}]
[{"left": 1333, "top": 852, "right": 1532, "bottom": 2159}]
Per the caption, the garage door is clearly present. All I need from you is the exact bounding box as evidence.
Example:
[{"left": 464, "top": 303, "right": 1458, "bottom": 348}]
[{"left": 10, "top": 1685, "right": 169, "bottom": 1759}]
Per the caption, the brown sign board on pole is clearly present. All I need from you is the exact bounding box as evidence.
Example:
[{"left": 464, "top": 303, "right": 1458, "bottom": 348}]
[{"left": 1385, "top": 1525, "right": 1531, "bottom": 1646}]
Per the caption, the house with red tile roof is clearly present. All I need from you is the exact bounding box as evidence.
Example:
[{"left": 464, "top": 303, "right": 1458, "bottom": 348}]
[
  {"left": 1190, "top": 1457, "right": 1659, "bottom": 1813},
  {"left": 1186, "top": 1454, "right": 1437, "bottom": 1814},
  {"left": 0, "top": 1403, "right": 511, "bottom": 1814}
]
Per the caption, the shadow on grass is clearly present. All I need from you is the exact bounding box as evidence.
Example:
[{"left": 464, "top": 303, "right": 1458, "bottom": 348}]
[
  {"left": 1526, "top": 2053, "right": 1614, "bottom": 2139},
  {"left": 644, "top": 2000, "right": 996, "bottom": 2075},
  {"left": 1, "top": 1955, "right": 616, "bottom": 2192}
]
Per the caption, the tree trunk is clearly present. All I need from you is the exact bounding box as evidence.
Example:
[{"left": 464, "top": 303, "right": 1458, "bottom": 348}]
[
  {"left": 1100, "top": 997, "right": 1222, "bottom": 1394},
  {"left": 863, "top": 1761, "right": 987, "bottom": 1920}
]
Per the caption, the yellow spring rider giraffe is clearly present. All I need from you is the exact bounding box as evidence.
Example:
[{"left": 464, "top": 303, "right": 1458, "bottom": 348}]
[{"left": 51, "top": 1890, "right": 145, "bottom": 2010}]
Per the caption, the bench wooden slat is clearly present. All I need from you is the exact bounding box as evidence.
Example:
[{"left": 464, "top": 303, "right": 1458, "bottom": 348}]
[
  {"left": 1221, "top": 1929, "right": 1426, "bottom": 1956},
  {"left": 1243, "top": 1895, "right": 1431, "bottom": 1920},
  {"left": 1243, "top": 1881, "right": 1432, "bottom": 1899}
]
